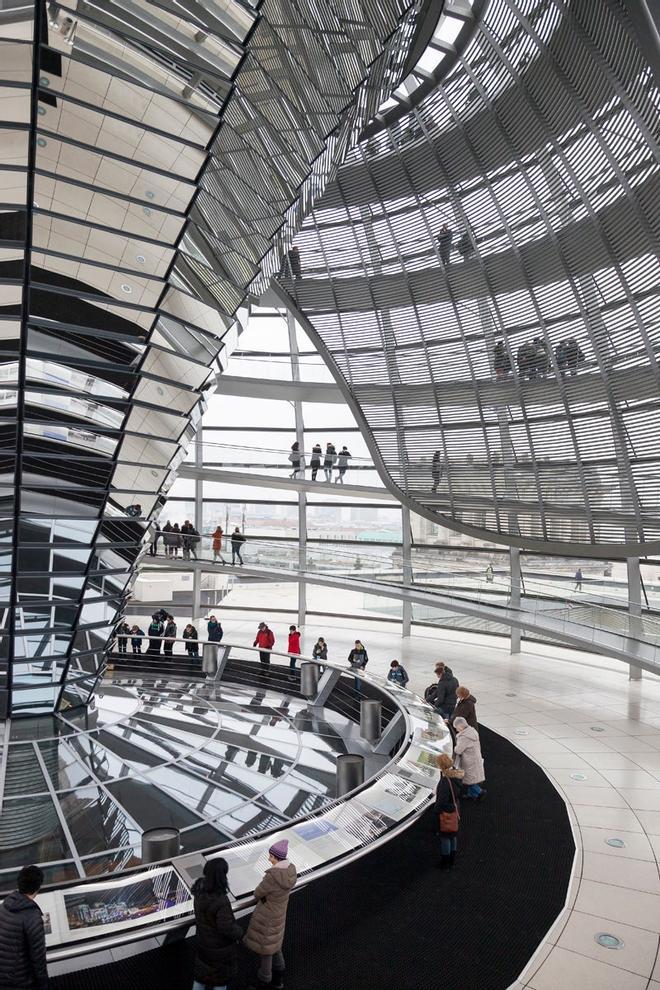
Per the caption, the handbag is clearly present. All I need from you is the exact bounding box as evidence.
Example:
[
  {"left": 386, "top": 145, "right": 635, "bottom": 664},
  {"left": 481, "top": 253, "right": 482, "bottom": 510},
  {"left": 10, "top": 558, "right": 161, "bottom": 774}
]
[{"left": 438, "top": 778, "right": 460, "bottom": 833}]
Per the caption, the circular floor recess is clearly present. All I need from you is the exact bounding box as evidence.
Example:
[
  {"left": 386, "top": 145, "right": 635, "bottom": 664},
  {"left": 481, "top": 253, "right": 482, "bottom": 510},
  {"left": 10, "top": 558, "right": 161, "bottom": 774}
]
[{"left": 0, "top": 675, "right": 361, "bottom": 890}]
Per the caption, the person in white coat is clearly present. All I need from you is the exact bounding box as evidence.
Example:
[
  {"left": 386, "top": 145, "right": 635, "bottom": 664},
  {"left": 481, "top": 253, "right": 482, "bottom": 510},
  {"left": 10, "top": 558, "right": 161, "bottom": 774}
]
[{"left": 453, "top": 716, "right": 486, "bottom": 799}]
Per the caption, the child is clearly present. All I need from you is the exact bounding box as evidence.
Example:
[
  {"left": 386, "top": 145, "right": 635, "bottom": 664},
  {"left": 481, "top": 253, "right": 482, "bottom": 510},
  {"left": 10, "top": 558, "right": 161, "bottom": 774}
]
[
  {"left": 130, "top": 625, "right": 144, "bottom": 655},
  {"left": 387, "top": 659, "right": 409, "bottom": 687},
  {"left": 288, "top": 625, "right": 301, "bottom": 670}
]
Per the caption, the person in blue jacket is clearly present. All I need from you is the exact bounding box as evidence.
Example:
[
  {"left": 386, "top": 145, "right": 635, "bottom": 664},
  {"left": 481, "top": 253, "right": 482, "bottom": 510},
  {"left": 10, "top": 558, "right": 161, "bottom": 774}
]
[{"left": 387, "top": 659, "right": 409, "bottom": 687}]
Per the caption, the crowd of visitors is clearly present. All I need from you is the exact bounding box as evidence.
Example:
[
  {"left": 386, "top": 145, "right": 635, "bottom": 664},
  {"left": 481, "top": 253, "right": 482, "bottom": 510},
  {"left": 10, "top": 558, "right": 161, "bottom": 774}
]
[
  {"left": 290, "top": 442, "right": 352, "bottom": 483},
  {"left": 148, "top": 522, "right": 247, "bottom": 565},
  {"left": 493, "top": 336, "right": 586, "bottom": 380},
  {"left": 424, "top": 661, "right": 486, "bottom": 870}
]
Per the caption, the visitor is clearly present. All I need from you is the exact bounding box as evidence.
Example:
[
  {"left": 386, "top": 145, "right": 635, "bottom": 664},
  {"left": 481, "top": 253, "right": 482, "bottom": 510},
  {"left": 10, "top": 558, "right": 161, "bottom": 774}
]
[
  {"left": 574, "top": 567, "right": 583, "bottom": 591},
  {"left": 434, "top": 754, "right": 463, "bottom": 869},
  {"left": 485, "top": 563, "right": 494, "bottom": 583},
  {"left": 347, "top": 639, "right": 368, "bottom": 692},
  {"left": 436, "top": 224, "right": 453, "bottom": 267},
  {"left": 431, "top": 662, "right": 459, "bottom": 718},
  {"left": 115, "top": 621, "right": 130, "bottom": 655},
  {"left": 565, "top": 336, "right": 585, "bottom": 375},
  {"left": 163, "top": 615, "right": 177, "bottom": 657},
  {"left": 183, "top": 623, "right": 199, "bottom": 659},
  {"left": 517, "top": 340, "right": 536, "bottom": 379},
  {"left": 162, "top": 520, "right": 173, "bottom": 557},
  {"left": 335, "top": 446, "right": 351, "bottom": 484},
  {"left": 130, "top": 625, "right": 144, "bottom": 655},
  {"left": 207, "top": 615, "right": 223, "bottom": 643},
  {"left": 244, "top": 839, "right": 297, "bottom": 989},
  {"left": 148, "top": 613, "right": 164, "bottom": 655},
  {"left": 312, "top": 637, "right": 327, "bottom": 661},
  {"left": 231, "top": 527, "right": 246, "bottom": 565},
  {"left": 453, "top": 716, "right": 486, "bottom": 799},
  {"left": 448, "top": 686, "right": 478, "bottom": 730},
  {"left": 387, "top": 659, "right": 409, "bottom": 687},
  {"left": 171, "top": 523, "right": 182, "bottom": 559},
  {"left": 212, "top": 525, "right": 226, "bottom": 564},
  {"left": 456, "top": 230, "right": 474, "bottom": 259},
  {"left": 287, "top": 625, "right": 301, "bottom": 670},
  {"left": 150, "top": 521, "right": 161, "bottom": 556},
  {"left": 431, "top": 449, "right": 442, "bottom": 492},
  {"left": 288, "top": 442, "right": 303, "bottom": 479},
  {"left": 310, "top": 443, "right": 322, "bottom": 481},
  {"left": 532, "top": 337, "right": 550, "bottom": 376},
  {"left": 493, "top": 340, "right": 511, "bottom": 378},
  {"left": 191, "top": 858, "right": 243, "bottom": 990},
  {"left": 289, "top": 246, "right": 302, "bottom": 279},
  {"left": 323, "top": 442, "right": 337, "bottom": 482},
  {"left": 0, "top": 864, "right": 48, "bottom": 990},
  {"left": 254, "top": 621, "right": 275, "bottom": 666},
  {"left": 181, "top": 521, "right": 199, "bottom": 561}
]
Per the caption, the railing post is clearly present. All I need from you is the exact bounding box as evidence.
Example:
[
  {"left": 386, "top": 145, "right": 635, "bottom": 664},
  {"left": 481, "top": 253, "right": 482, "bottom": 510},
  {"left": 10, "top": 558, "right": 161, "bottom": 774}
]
[
  {"left": 336, "top": 754, "right": 365, "bottom": 797},
  {"left": 300, "top": 661, "right": 319, "bottom": 698},
  {"left": 360, "top": 699, "right": 382, "bottom": 742},
  {"left": 141, "top": 827, "right": 180, "bottom": 863}
]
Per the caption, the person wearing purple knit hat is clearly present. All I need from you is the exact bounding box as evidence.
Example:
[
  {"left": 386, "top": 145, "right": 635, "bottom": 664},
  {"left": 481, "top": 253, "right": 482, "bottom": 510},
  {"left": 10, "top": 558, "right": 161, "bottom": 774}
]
[{"left": 244, "top": 839, "right": 297, "bottom": 989}]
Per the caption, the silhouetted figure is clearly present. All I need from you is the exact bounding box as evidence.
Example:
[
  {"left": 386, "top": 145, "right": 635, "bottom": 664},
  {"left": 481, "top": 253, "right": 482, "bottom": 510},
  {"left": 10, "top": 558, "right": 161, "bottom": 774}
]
[
  {"left": 310, "top": 443, "right": 322, "bottom": 481},
  {"left": 335, "top": 446, "right": 351, "bottom": 484},
  {"left": 517, "top": 341, "right": 537, "bottom": 379},
  {"left": 493, "top": 341, "right": 511, "bottom": 378},
  {"left": 431, "top": 449, "right": 442, "bottom": 492},
  {"left": 565, "top": 336, "right": 585, "bottom": 375},
  {"left": 437, "top": 224, "right": 453, "bottom": 267},
  {"left": 289, "top": 441, "right": 303, "bottom": 479},
  {"left": 532, "top": 337, "right": 550, "bottom": 376},
  {"left": 574, "top": 567, "right": 583, "bottom": 591},
  {"left": 323, "top": 442, "right": 337, "bottom": 482},
  {"left": 231, "top": 527, "right": 245, "bottom": 565},
  {"left": 456, "top": 231, "right": 475, "bottom": 259}
]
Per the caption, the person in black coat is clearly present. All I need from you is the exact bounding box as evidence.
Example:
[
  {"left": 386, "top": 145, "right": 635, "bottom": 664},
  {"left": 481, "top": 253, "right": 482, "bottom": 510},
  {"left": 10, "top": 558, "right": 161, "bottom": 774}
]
[
  {"left": 432, "top": 662, "right": 459, "bottom": 718},
  {"left": 0, "top": 864, "right": 48, "bottom": 990},
  {"left": 183, "top": 624, "right": 199, "bottom": 658},
  {"left": 192, "top": 858, "right": 242, "bottom": 990}
]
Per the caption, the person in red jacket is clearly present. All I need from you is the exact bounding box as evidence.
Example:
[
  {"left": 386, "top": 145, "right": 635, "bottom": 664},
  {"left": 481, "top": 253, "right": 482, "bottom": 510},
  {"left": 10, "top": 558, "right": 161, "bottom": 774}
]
[
  {"left": 254, "top": 622, "right": 275, "bottom": 666},
  {"left": 288, "top": 625, "right": 301, "bottom": 670}
]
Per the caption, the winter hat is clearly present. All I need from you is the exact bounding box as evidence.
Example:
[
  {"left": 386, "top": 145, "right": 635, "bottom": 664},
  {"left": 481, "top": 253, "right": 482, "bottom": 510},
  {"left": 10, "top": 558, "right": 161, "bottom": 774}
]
[{"left": 269, "top": 839, "right": 289, "bottom": 861}]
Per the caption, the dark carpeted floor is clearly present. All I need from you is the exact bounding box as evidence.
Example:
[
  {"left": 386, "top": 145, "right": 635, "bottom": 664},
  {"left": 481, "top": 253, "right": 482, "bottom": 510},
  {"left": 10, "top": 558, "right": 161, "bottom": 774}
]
[{"left": 53, "top": 726, "right": 574, "bottom": 990}]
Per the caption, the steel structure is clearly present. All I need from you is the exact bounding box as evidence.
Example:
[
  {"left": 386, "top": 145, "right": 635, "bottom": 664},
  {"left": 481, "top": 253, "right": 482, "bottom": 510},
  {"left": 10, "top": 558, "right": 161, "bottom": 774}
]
[
  {"left": 279, "top": 0, "right": 660, "bottom": 556},
  {"left": 0, "top": 0, "right": 425, "bottom": 715}
]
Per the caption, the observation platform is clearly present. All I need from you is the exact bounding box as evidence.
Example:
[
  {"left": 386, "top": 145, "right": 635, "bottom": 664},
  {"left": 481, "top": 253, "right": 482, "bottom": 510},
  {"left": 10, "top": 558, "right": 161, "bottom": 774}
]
[{"left": 0, "top": 644, "right": 452, "bottom": 973}]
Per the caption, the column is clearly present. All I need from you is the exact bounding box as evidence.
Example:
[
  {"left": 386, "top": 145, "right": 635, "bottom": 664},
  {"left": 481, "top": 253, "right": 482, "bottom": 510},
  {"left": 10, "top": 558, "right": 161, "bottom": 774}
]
[
  {"left": 286, "top": 310, "right": 307, "bottom": 624},
  {"left": 627, "top": 556, "right": 643, "bottom": 681},
  {"left": 193, "top": 422, "right": 204, "bottom": 622},
  {"left": 510, "top": 547, "right": 521, "bottom": 655},
  {"left": 401, "top": 506, "right": 412, "bottom": 637}
]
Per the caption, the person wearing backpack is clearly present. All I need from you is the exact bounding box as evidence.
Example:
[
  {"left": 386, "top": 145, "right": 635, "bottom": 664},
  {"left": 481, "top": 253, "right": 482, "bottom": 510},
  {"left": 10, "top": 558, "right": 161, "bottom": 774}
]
[{"left": 148, "top": 614, "right": 164, "bottom": 655}]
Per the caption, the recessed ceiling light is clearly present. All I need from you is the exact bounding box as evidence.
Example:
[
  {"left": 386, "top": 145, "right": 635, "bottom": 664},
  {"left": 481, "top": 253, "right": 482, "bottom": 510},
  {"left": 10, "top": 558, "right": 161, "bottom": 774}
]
[
  {"left": 120, "top": 284, "right": 132, "bottom": 294},
  {"left": 570, "top": 772, "right": 587, "bottom": 780},
  {"left": 143, "top": 207, "right": 152, "bottom": 216},
  {"left": 37, "top": 137, "right": 47, "bottom": 147},
  {"left": 605, "top": 837, "right": 626, "bottom": 848},
  {"left": 136, "top": 255, "right": 145, "bottom": 264},
  {"left": 37, "top": 106, "right": 46, "bottom": 116},
  {"left": 39, "top": 76, "right": 50, "bottom": 87},
  {"left": 157, "top": 387, "right": 164, "bottom": 395},
  {"left": 145, "top": 191, "right": 155, "bottom": 200}
]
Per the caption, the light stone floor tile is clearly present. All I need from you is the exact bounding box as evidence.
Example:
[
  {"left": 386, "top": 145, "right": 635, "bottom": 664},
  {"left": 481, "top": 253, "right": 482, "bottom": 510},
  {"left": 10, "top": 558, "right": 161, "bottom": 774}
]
[
  {"left": 616, "top": 788, "right": 660, "bottom": 811},
  {"left": 598, "top": 768, "right": 660, "bottom": 788},
  {"left": 574, "top": 879, "right": 660, "bottom": 932},
  {"left": 559, "top": 786, "right": 629, "bottom": 808},
  {"left": 548, "top": 768, "right": 613, "bottom": 789},
  {"left": 584, "top": 753, "right": 652, "bottom": 771},
  {"left": 557, "top": 910, "right": 659, "bottom": 977},
  {"left": 581, "top": 851, "right": 660, "bottom": 894},
  {"left": 527, "top": 946, "right": 648, "bottom": 990},
  {"left": 635, "top": 810, "right": 660, "bottom": 835},
  {"left": 578, "top": 826, "right": 656, "bottom": 862}
]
